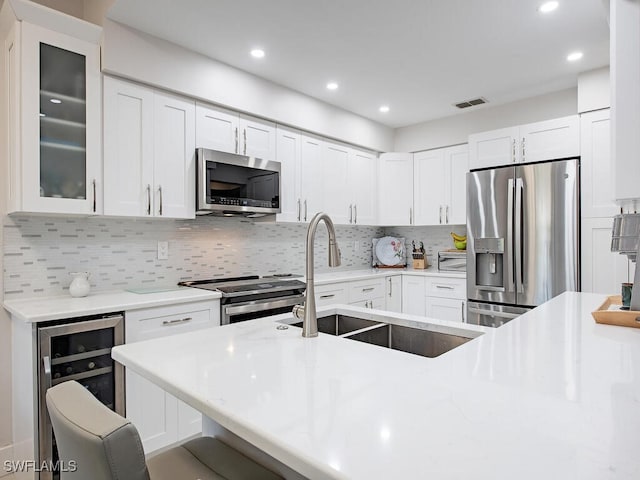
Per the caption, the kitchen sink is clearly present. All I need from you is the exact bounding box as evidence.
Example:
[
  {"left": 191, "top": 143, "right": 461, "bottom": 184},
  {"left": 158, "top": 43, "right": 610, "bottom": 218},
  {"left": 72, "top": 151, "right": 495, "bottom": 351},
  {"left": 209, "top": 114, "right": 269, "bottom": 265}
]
[
  {"left": 291, "top": 314, "right": 381, "bottom": 336},
  {"left": 344, "top": 323, "right": 475, "bottom": 358},
  {"left": 288, "top": 313, "right": 480, "bottom": 358}
]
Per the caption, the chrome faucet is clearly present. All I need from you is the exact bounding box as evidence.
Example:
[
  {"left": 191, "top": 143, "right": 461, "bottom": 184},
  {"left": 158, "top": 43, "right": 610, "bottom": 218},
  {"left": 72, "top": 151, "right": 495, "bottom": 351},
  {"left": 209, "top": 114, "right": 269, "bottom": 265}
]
[{"left": 293, "top": 212, "right": 341, "bottom": 337}]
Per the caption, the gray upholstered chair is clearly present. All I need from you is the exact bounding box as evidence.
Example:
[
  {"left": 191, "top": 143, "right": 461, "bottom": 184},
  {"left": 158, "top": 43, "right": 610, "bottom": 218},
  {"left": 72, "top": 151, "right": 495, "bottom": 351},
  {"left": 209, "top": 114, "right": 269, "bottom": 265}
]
[{"left": 46, "top": 380, "right": 283, "bottom": 480}]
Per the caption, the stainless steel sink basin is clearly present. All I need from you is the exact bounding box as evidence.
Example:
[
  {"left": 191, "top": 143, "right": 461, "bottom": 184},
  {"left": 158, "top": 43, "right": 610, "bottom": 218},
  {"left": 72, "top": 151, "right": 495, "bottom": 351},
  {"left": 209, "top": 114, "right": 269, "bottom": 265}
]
[
  {"left": 344, "top": 323, "right": 474, "bottom": 358},
  {"left": 288, "top": 313, "right": 480, "bottom": 358},
  {"left": 291, "top": 314, "right": 381, "bottom": 336}
]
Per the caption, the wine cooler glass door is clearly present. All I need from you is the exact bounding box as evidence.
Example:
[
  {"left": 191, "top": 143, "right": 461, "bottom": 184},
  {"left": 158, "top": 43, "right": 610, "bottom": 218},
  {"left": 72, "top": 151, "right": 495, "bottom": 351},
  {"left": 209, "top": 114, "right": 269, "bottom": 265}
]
[{"left": 38, "top": 314, "right": 124, "bottom": 480}]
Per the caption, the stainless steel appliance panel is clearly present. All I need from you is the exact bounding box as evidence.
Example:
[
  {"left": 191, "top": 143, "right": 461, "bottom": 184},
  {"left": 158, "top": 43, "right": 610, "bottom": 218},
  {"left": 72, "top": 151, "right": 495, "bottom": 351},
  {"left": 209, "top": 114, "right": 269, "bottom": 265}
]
[
  {"left": 467, "top": 166, "right": 515, "bottom": 304},
  {"left": 437, "top": 251, "right": 467, "bottom": 272},
  {"left": 516, "top": 160, "right": 579, "bottom": 306},
  {"left": 466, "top": 301, "right": 530, "bottom": 328}
]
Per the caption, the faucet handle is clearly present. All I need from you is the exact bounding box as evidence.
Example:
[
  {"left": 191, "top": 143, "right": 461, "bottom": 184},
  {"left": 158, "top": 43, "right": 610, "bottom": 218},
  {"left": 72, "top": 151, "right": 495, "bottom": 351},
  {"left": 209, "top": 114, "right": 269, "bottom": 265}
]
[{"left": 292, "top": 304, "right": 305, "bottom": 320}]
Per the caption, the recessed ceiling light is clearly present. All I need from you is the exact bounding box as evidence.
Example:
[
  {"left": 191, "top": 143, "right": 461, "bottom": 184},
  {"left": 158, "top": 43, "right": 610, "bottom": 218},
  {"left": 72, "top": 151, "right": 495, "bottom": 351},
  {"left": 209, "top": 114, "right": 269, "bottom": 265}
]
[
  {"left": 250, "top": 48, "right": 265, "bottom": 59},
  {"left": 50, "top": 98, "right": 62, "bottom": 104},
  {"left": 538, "top": 1, "right": 559, "bottom": 13},
  {"left": 567, "top": 51, "right": 583, "bottom": 62},
  {"left": 379, "top": 105, "right": 390, "bottom": 113},
  {"left": 326, "top": 82, "right": 339, "bottom": 90}
]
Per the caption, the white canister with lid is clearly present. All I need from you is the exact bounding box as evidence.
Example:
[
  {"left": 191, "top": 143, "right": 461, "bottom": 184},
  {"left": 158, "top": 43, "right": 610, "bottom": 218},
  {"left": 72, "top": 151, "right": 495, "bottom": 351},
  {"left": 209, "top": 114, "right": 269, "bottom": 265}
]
[{"left": 69, "top": 272, "right": 91, "bottom": 297}]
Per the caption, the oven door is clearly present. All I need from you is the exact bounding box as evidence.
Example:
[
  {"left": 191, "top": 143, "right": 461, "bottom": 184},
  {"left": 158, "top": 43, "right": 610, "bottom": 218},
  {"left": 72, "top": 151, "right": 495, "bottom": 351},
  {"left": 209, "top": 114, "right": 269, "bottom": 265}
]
[
  {"left": 466, "top": 301, "right": 530, "bottom": 328},
  {"left": 222, "top": 294, "right": 304, "bottom": 325}
]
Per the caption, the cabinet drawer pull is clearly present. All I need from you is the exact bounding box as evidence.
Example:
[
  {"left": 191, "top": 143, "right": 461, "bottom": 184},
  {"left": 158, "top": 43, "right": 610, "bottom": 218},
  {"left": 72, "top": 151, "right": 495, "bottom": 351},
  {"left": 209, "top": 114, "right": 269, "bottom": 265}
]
[
  {"left": 92, "top": 179, "right": 97, "bottom": 213},
  {"left": 435, "top": 285, "right": 455, "bottom": 290},
  {"left": 162, "top": 317, "right": 192, "bottom": 326},
  {"left": 362, "top": 287, "right": 375, "bottom": 292},
  {"left": 320, "top": 294, "right": 335, "bottom": 299}
]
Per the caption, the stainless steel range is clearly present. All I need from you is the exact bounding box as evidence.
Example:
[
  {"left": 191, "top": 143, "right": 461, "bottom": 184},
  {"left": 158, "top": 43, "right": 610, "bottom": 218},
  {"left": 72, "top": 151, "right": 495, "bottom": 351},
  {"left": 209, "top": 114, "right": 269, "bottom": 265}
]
[{"left": 178, "top": 275, "right": 305, "bottom": 325}]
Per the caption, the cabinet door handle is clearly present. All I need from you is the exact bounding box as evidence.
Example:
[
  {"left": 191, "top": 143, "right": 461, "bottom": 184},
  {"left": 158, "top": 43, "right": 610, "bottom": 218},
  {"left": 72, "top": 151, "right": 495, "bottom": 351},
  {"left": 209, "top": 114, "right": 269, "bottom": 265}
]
[
  {"left": 349, "top": 204, "right": 353, "bottom": 224},
  {"left": 304, "top": 199, "right": 308, "bottom": 222},
  {"left": 388, "top": 277, "right": 392, "bottom": 297},
  {"left": 521, "top": 137, "right": 525, "bottom": 162},
  {"left": 243, "top": 129, "right": 247, "bottom": 155},
  {"left": 439, "top": 205, "right": 442, "bottom": 224},
  {"left": 354, "top": 204, "right": 357, "bottom": 224},
  {"left": 297, "top": 199, "right": 301, "bottom": 221},
  {"left": 409, "top": 207, "right": 413, "bottom": 225},
  {"left": 446, "top": 205, "right": 449, "bottom": 224},
  {"left": 158, "top": 185, "right": 163, "bottom": 216},
  {"left": 362, "top": 287, "right": 375, "bottom": 292},
  {"left": 162, "top": 317, "right": 192, "bottom": 326},
  {"left": 320, "top": 294, "right": 335, "bottom": 299},
  {"left": 92, "top": 179, "right": 97, "bottom": 213},
  {"left": 146, "top": 184, "right": 151, "bottom": 215},
  {"left": 512, "top": 139, "right": 516, "bottom": 163},
  {"left": 235, "top": 127, "right": 239, "bottom": 153},
  {"left": 436, "top": 285, "right": 455, "bottom": 290},
  {"left": 461, "top": 302, "right": 465, "bottom": 322}
]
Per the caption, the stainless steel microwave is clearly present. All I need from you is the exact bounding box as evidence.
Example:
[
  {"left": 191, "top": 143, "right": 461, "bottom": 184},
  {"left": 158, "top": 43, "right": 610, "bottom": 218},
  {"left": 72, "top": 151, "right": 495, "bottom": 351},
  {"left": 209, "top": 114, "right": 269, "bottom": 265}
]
[{"left": 196, "top": 148, "right": 281, "bottom": 216}]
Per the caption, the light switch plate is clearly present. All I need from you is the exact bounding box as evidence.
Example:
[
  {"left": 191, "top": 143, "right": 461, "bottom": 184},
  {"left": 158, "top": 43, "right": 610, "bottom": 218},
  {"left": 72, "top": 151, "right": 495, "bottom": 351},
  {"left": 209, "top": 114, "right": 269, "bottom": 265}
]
[{"left": 157, "top": 241, "right": 169, "bottom": 260}]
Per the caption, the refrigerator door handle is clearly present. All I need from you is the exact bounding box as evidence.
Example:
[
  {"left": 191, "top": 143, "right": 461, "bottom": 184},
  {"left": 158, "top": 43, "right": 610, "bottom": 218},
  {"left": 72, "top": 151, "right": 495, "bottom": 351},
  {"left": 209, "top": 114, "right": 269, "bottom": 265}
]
[
  {"left": 507, "top": 178, "right": 515, "bottom": 293},
  {"left": 515, "top": 177, "right": 524, "bottom": 294}
]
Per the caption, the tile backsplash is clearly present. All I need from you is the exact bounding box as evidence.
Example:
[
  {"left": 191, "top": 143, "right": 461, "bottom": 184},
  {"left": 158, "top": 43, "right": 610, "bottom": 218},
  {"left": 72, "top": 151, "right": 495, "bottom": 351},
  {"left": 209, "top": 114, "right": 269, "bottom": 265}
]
[
  {"left": 384, "top": 224, "right": 467, "bottom": 266},
  {"left": 2, "top": 215, "right": 466, "bottom": 299},
  {"left": 3, "top": 215, "right": 384, "bottom": 298}
]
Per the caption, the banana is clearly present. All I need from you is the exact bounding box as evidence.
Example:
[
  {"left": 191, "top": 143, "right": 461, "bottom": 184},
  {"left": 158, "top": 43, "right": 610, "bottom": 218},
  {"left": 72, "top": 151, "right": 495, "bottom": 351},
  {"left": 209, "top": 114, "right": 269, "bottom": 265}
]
[{"left": 450, "top": 232, "right": 467, "bottom": 242}]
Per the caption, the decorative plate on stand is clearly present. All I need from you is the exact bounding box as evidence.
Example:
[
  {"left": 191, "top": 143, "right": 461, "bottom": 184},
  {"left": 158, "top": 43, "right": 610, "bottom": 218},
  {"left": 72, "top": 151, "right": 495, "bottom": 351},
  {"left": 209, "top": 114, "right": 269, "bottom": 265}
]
[{"left": 372, "top": 236, "right": 406, "bottom": 267}]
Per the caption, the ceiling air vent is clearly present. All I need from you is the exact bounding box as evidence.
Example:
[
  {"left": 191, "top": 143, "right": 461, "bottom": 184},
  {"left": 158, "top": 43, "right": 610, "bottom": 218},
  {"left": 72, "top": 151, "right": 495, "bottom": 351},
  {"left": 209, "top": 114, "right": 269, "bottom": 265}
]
[{"left": 454, "top": 97, "right": 488, "bottom": 109}]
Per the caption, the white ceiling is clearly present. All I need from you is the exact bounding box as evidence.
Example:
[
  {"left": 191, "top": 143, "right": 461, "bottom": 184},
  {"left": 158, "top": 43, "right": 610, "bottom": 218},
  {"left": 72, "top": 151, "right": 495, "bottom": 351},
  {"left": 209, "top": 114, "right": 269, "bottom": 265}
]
[{"left": 106, "top": 0, "right": 609, "bottom": 129}]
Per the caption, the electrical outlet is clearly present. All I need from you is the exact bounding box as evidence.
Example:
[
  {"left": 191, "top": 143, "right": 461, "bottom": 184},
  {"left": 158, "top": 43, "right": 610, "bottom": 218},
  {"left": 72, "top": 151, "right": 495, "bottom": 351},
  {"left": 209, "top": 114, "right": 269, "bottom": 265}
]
[{"left": 157, "top": 241, "right": 169, "bottom": 260}]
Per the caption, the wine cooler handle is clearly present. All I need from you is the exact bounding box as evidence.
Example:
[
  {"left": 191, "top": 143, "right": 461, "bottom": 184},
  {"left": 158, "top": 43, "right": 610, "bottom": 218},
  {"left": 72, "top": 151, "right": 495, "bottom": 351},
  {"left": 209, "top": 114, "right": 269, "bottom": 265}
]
[{"left": 43, "top": 356, "right": 52, "bottom": 390}]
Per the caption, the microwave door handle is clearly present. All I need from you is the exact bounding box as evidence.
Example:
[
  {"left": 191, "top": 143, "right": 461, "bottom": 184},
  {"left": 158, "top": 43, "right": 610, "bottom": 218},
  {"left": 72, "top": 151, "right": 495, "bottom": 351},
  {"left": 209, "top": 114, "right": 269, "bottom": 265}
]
[{"left": 507, "top": 178, "right": 515, "bottom": 292}]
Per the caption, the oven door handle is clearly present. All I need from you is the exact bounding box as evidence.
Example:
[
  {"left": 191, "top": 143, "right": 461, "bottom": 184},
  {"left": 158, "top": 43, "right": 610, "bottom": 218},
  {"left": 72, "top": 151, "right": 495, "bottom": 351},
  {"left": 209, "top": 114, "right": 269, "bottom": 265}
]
[{"left": 224, "top": 295, "right": 304, "bottom": 316}]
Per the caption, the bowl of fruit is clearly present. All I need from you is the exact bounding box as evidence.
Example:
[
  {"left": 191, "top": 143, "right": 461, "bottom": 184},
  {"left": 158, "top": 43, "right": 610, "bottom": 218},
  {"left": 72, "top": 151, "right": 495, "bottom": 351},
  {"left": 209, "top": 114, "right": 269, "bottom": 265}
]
[{"left": 450, "top": 232, "right": 467, "bottom": 250}]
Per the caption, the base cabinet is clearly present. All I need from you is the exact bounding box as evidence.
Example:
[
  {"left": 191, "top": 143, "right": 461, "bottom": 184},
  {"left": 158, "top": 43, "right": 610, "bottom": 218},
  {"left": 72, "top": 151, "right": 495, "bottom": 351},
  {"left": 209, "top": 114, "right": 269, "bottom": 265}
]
[
  {"left": 124, "top": 300, "right": 220, "bottom": 453},
  {"left": 426, "top": 297, "right": 466, "bottom": 323},
  {"left": 385, "top": 276, "right": 402, "bottom": 313},
  {"left": 401, "top": 276, "right": 426, "bottom": 316}
]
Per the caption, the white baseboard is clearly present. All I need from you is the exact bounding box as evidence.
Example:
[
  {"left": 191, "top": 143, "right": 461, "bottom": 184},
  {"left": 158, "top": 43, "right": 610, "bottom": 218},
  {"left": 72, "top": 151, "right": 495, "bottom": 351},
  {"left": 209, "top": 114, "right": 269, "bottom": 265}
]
[{"left": 0, "top": 444, "right": 14, "bottom": 478}]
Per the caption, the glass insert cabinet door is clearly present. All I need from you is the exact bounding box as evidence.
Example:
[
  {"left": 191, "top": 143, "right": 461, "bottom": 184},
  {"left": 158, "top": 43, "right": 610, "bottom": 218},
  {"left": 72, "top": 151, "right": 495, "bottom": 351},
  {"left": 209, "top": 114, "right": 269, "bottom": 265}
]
[{"left": 20, "top": 22, "right": 101, "bottom": 214}]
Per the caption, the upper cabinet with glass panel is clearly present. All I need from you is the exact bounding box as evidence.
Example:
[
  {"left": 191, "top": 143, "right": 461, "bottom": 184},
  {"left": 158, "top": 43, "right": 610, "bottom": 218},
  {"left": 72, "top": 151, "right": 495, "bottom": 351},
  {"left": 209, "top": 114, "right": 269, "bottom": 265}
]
[{"left": 0, "top": 0, "right": 102, "bottom": 215}]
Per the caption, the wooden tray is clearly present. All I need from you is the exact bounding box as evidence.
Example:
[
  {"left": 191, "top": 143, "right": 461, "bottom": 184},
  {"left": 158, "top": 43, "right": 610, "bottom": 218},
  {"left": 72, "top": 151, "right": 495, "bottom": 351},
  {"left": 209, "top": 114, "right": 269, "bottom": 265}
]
[{"left": 592, "top": 295, "right": 640, "bottom": 328}]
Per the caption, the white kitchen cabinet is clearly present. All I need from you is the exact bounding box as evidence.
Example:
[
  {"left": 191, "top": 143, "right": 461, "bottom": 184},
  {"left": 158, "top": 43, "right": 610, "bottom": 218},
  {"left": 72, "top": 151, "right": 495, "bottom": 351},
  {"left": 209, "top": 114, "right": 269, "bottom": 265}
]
[
  {"left": 323, "top": 142, "right": 351, "bottom": 224},
  {"left": 413, "top": 144, "right": 469, "bottom": 226},
  {"left": 377, "top": 153, "right": 414, "bottom": 226},
  {"left": 349, "top": 149, "right": 377, "bottom": 225},
  {"left": 3, "top": 19, "right": 102, "bottom": 215},
  {"left": 103, "top": 76, "right": 195, "bottom": 219},
  {"left": 195, "top": 103, "right": 276, "bottom": 160},
  {"left": 299, "top": 134, "right": 325, "bottom": 222},
  {"left": 469, "top": 116, "right": 579, "bottom": 170},
  {"left": 314, "top": 283, "right": 348, "bottom": 307},
  {"left": 581, "top": 217, "right": 630, "bottom": 294},
  {"left": 385, "top": 275, "right": 402, "bottom": 313},
  {"left": 275, "top": 126, "right": 301, "bottom": 222},
  {"left": 581, "top": 109, "right": 618, "bottom": 218},
  {"left": 401, "top": 276, "right": 426, "bottom": 316},
  {"left": 125, "top": 300, "right": 220, "bottom": 453},
  {"left": 426, "top": 297, "right": 466, "bottom": 323}
]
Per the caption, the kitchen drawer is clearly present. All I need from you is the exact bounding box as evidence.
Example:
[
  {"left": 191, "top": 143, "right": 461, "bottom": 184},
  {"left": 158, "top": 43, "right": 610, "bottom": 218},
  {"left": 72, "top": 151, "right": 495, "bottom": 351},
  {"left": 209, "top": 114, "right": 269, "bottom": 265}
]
[
  {"left": 314, "top": 283, "right": 348, "bottom": 307},
  {"left": 348, "top": 278, "right": 385, "bottom": 303},
  {"left": 426, "top": 277, "right": 466, "bottom": 300},
  {"left": 126, "top": 300, "right": 220, "bottom": 342},
  {"left": 349, "top": 297, "right": 385, "bottom": 310}
]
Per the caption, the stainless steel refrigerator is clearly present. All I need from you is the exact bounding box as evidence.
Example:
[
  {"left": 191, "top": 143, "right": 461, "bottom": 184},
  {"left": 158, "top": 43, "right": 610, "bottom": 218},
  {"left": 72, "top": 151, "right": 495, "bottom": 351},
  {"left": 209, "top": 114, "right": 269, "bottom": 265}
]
[{"left": 466, "top": 159, "right": 580, "bottom": 327}]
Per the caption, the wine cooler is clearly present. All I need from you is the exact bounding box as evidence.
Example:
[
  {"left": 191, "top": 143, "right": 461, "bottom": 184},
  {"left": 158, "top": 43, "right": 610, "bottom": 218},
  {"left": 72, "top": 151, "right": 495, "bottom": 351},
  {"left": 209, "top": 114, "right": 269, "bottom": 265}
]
[{"left": 37, "top": 313, "right": 124, "bottom": 480}]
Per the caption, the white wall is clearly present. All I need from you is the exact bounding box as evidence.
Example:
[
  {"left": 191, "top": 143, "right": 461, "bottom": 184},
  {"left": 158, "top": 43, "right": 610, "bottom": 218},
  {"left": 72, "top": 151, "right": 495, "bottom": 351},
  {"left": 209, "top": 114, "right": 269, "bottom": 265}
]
[
  {"left": 30, "top": 0, "right": 83, "bottom": 19},
  {"left": 101, "top": 20, "right": 394, "bottom": 153},
  {"left": 394, "top": 88, "right": 578, "bottom": 152},
  {"left": 578, "top": 67, "right": 610, "bottom": 113},
  {"left": 82, "top": 0, "right": 113, "bottom": 26}
]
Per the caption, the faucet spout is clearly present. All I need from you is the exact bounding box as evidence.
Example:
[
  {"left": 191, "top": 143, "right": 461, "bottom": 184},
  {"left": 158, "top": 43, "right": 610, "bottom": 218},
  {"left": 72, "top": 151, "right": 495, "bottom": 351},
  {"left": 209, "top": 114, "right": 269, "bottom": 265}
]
[{"left": 294, "top": 212, "right": 341, "bottom": 337}]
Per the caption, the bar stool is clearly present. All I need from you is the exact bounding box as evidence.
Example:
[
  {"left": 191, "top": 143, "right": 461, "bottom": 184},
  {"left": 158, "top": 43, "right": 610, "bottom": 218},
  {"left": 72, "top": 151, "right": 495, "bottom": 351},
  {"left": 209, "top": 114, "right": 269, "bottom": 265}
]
[{"left": 46, "top": 380, "right": 283, "bottom": 480}]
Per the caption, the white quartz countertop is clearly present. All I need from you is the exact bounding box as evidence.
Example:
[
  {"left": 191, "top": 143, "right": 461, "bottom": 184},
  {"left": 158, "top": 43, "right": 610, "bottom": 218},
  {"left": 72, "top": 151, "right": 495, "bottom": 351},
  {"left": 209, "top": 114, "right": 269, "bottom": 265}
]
[
  {"left": 3, "top": 287, "right": 221, "bottom": 322},
  {"left": 312, "top": 267, "right": 465, "bottom": 285},
  {"left": 111, "top": 292, "right": 640, "bottom": 479}
]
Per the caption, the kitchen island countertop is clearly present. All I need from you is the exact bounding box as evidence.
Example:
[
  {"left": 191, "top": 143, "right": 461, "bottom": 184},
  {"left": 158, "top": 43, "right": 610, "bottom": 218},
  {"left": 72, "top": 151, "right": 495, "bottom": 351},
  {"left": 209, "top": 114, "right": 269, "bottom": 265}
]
[{"left": 111, "top": 292, "right": 640, "bottom": 479}]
